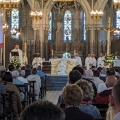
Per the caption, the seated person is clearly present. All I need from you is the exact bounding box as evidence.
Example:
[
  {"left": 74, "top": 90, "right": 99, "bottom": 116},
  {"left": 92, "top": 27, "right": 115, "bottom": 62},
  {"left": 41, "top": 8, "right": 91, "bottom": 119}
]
[
  {"left": 37, "top": 66, "right": 45, "bottom": 87},
  {"left": 57, "top": 70, "right": 82, "bottom": 106},
  {"left": 32, "top": 56, "right": 43, "bottom": 68},
  {"left": 18, "top": 70, "right": 28, "bottom": 84},
  {"left": 1, "top": 72, "right": 22, "bottom": 114},
  {"left": 25, "top": 64, "right": 31, "bottom": 78},
  {"left": 8, "top": 64, "right": 15, "bottom": 72},
  {"left": 27, "top": 68, "right": 41, "bottom": 100},
  {"left": 97, "top": 76, "right": 117, "bottom": 93},
  {"left": 62, "top": 53, "right": 71, "bottom": 58},
  {"left": 99, "top": 68, "right": 107, "bottom": 82},
  {"left": 12, "top": 70, "right": 29, "bottom": 101},
  {"left": 75, "top": 80, "right": 101, "bottom": 118},
  {"left": 0, "top": 83, "right": 6, "bottom": 115},
  {"left": 20, "top": 100, "right": 65, "bottom": 120},
  {"left": 95, "top": 76, "right": 117, "bottom": 103},
  {"left": 85, "top": 70, "right": 103, "bottom": 89},
  {"left": 72, "top": 66, "right": 97, "bottom": 93},
  {"left": 62, "top": 84, "right": 94, "bottom": 120}
]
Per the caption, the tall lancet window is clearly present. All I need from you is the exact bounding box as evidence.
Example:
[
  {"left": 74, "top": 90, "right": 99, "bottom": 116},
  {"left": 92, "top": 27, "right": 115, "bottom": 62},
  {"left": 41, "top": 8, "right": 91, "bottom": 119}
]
[
  {"left": 63, "top": 10, "right": 72, "bottom": 42},
  {"left": 83, "top": 12, "right": 86, "bottom": 41},
  {"left": 48, "top": 12, "right": 52, "bottom": 40},
  {"left": 116, "top": 10, "right": 120, "bottom": 39},
  {"left": 11, "top": 9, "right": 20, "bottom": 39},
  {"left": 80, "top": 11, "right": 86, "bottom": 41}
]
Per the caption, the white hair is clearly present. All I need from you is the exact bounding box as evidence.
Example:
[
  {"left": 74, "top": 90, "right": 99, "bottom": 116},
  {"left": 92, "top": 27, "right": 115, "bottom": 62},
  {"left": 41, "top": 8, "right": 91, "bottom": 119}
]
[
  {"left": 19, "top": 70, "right": 25, "bottom": 77},
  {"left": 85, "top": 70, "right": 93, "bottom": 77},
  {"left": 11, "top": 70, "right": 19, "bottom": 78}
]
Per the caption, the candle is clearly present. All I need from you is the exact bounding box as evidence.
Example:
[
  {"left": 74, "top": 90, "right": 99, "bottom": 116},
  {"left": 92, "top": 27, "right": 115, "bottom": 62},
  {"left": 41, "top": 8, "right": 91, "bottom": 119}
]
[
  {"left": 24, "top": 42, "right": 27, "bottom": 58},
  {"left": 74, "top": 50, "right": 76, "bottom": 55},
  {"left": 52, "top": 49, "right": 53, "bottom": 56}
]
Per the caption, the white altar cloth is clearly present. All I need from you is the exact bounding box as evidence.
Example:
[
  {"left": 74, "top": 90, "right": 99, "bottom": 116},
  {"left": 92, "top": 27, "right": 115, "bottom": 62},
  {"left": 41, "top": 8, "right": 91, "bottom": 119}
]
[
  {"left": 49, "top": 58, "right": 77, "bottom": 75},
  {"left": 113, "top": 59, "right": 120, "bottom": 67}
]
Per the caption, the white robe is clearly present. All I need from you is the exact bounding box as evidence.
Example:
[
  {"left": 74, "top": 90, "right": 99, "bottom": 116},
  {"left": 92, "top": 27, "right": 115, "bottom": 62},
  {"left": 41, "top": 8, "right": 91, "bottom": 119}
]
[
  {"left": 10, "top": 48, "right": 22, "bottom": 65},
  {"left": 85, "top": 57, "right": 96, "bottom": 70},
  {"left": 75, "top": 56, "right": 82, "bottom": 66},
  {"left": 32, "top": 57, "right": 43, "bottom": 68},
  {"left": 97, "top": 56, "right": 105, "bottom": 68},
  {"left": 89, "top": 57, "right": 96, "bottom": 67},
  {"left": 85, "top": 57, "right": 91, "bottom": 70}
]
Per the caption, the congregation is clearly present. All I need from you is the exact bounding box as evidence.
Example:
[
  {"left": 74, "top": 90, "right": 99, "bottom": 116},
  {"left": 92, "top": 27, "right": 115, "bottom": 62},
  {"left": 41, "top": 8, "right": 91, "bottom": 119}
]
[{"left": 0, "top": 51, "right": 120, "bottom": 120}]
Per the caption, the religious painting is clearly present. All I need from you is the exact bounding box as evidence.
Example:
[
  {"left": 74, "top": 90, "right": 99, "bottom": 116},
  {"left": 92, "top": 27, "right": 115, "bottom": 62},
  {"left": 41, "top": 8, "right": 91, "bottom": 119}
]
[{"left": 63, "top": 10, "right": 72, "bottom": 42}]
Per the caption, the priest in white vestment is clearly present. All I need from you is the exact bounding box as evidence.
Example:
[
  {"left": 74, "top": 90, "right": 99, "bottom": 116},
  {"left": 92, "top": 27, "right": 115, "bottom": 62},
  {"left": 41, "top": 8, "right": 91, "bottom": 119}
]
[
  {"left": 85, "top": 54, "right": 91, "bottom": 70},
  {"left": 10, "top": 45, "right": 22, "bottom": 65},
  {"left": 97, "top": 53, "right": 105, "bottom": 68},
  {"left": 74, "top": 53, "right": 82, "bottom": 66},
  {"left": 32, "top": 57, "right": 43, "bottom": 68},
  {"left": 89, "top": 54, "right": 96, "bottom": 67}
]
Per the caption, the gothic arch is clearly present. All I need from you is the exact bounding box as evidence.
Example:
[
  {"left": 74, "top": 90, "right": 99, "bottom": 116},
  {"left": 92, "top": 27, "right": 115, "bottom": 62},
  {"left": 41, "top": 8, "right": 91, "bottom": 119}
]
[
  {"left": 27, "top": 0, "right": 40, "bottom": 10},
  {"left": 94, "top": 0, "right": 108, "bottom": 11},
  {"left": 44, "top": 0, "right": 92, "bottom": 25}
]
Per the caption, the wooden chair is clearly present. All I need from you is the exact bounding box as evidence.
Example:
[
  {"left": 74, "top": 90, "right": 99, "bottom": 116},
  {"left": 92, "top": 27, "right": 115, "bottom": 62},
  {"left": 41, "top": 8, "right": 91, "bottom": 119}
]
[
  {"left": 39, "top": 76, "right": 47, "bottom": 99},
  {"left": 15, "top": 83, "right": 30, "bottom": 107},
  {"left": 28, "top": 80, "right": 36, "bottom": 102},
  {"left": 0, "top": 91, "right": 14, "bottom": 120},
  {"left": 92, "top": 103, "right": 108, "bottom": 117}
]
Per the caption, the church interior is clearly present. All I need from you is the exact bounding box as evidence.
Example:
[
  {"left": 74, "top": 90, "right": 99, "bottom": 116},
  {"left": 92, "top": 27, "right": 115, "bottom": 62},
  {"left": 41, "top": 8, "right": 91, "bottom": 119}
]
[
  {"left": 0, "top": 0, "right": 120, "bottom": 120},
  {"left": 1, "top": 0, "right": 119, "bottom": 65}
]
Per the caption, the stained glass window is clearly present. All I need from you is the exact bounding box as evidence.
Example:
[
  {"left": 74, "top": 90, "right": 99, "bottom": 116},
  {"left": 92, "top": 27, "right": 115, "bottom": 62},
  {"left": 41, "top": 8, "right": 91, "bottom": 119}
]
[
  {"left": 63, "top": 10, "right": 72, "bottom": 42},
  {"left": 11, "top": 9, "right": 20, "bottom": 39},
  {"left": 48, "top": 12, "right": 52, "bottom": 40},
  {"left": 83, "top": 12, "right": 86, "bottom": 41},
  {"left": 116, "top": 10, "right": 120, "bottom": 39}
]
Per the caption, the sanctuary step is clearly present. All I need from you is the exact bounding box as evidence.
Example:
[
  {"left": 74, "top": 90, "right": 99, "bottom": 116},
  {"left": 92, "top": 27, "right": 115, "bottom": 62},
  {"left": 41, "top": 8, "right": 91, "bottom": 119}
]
[
  {"left": 42, "top": 62, "right": 51, "bottom": 74},
  {"left": 45, "top": 75, "right": 68, "bottom": 91}
]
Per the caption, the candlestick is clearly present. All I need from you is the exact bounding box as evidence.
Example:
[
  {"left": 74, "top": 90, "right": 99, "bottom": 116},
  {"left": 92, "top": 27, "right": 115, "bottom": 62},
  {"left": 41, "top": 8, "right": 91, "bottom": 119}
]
[
  {"left": 52, "top": 49, "right": 53, "bottom": 57},
  {"left": 74, "top": 50, "right": 76, "bottom": 55}
]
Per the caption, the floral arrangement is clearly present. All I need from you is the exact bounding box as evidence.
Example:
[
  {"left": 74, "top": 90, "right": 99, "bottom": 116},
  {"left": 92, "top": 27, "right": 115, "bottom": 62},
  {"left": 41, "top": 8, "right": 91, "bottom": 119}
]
[
  {"left": 103, "top": 54, "right": 114, "bottom": 65},
  {"left": 9, "top": 56, "right": 21, "bottom": 69}
]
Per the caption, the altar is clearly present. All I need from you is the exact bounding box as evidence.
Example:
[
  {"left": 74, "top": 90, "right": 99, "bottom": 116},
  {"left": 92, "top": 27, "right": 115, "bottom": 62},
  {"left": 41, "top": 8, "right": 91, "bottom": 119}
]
[
  {"left": 113, "top": 59, "right": 120, "bottom": 67},
  {"left": 49, "top": 58, "right": 77, "bottom": 75}
]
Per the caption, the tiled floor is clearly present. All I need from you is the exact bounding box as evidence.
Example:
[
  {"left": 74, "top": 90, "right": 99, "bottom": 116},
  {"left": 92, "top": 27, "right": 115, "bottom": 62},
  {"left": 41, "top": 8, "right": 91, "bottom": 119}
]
[{"left": 42, "top": 91, "right": 62, "bottom": 105}]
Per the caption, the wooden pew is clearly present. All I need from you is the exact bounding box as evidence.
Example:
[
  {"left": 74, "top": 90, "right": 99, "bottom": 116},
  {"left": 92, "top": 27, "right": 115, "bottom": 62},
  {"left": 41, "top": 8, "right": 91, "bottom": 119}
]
[
  {"left": 0, "top": 91, "right": 14, "bottom": 120},
  {"left": 28, "top": 80, "right": 36, "bottom": 102},
  {"left": 92, "top": 103, "right": 108, "bottom": 117},
  {"left": 15, "top": 83, "right": 30, "bottom": 107}
]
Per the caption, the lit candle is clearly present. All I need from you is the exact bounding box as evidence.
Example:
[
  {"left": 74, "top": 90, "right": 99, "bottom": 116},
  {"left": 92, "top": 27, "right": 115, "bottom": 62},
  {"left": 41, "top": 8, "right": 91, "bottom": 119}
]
[{"left": 52, "top": 49, "right": 53, "bottom": 56}]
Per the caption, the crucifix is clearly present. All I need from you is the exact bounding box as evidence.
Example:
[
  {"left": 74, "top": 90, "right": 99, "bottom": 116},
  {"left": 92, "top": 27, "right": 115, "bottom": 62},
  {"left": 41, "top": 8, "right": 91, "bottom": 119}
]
[{"left": 102, "top": 17, "right": 118, "bottom": 55}]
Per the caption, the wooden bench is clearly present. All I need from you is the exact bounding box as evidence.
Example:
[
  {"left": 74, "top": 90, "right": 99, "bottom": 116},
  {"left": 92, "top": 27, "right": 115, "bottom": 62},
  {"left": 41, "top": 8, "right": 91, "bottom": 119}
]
[{"left": 15, "top": 83, "right": 30, "bottom": 107}]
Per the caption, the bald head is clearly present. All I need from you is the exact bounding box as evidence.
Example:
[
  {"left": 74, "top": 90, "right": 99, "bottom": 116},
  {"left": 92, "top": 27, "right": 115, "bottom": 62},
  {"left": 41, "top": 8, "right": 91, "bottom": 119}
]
[{"left": 106, "top": 76, "right": 117, "bottom": 88}]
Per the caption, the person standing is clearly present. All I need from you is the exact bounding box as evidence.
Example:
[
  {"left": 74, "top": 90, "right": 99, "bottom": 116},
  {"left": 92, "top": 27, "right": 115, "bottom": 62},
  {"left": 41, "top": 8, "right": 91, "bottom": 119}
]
[
  {"left": 89, "top": 54, "right": 96, "bottom": 68},
  {"left": 97, "top": 53, "right": 105, "bottom": 68},
  {"left": 85, "top": 54, "right": 91, "bottom": 70},
  {"left": 74, "top": 53, "right": 82, "bottom": 67},
  {"left": 10, "top": 45, "right": 22, "bottom": 65}
]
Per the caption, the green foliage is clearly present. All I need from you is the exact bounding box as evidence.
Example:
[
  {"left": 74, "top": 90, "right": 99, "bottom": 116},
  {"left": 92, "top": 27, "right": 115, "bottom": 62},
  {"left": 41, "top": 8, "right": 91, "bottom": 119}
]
[
  {"left": 9, "top": 56, "right": 21, "bottom": 69},
  {"left": 103, "top": 54, "right": 114, "bottom": 65}
]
